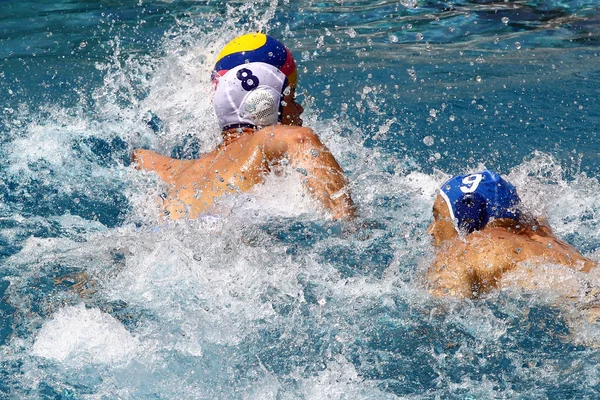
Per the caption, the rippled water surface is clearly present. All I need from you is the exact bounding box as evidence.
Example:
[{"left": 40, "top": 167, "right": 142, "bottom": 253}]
[{"left": 1, "top": 0, "right": 600, "bottom": 398}]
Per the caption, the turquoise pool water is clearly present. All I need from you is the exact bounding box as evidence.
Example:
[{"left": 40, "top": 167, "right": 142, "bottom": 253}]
[{"left": 1, "top": 1, "right": 600, "bottom": 398}]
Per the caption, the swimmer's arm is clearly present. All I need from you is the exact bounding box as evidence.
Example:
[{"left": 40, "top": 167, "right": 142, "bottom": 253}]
[
  {"left": 131, "top": 149, "right": 193, "bottom": 185},
  {"left": 261, "top": 127, "right": 356, "bottom": 219}
]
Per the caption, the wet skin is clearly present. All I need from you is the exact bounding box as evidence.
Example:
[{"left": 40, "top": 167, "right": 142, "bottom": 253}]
[
  {"left": 427, "top": 194, "right": 598, "bottom": 298},
  {"left": 132, "top": 89, "right": 355, "bottom": 220}
]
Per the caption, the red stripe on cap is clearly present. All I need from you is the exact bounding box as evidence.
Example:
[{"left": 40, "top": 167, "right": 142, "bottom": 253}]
[
  {"left": 279, "top": 48, "right": 296, "bottom": 77},
  {"left": 212, "top": 69, "right": 229, "bottom": 88}
]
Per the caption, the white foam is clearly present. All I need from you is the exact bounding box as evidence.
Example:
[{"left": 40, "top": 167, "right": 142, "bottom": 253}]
[
  {"left": 32, "top": 303, "right": 138, "bottom": 365},
  {"left": 299, "top": 356, "right": 398, "bottom": 400},
  {"left": 218, "top": 168, "right": 320, "bottom": 219}
]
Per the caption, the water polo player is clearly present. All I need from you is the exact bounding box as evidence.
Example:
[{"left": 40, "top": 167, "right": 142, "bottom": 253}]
[
  {"left": 132, "top": 33, "right": 355, "bottom": 219},
  {"left": 426, "top": 170, "right": 597, "bottom": 298}
]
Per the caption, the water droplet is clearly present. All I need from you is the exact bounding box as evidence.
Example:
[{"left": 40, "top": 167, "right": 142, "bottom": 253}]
[
  {"left": 514, "top": 42, "right": 522, "bottom": 49},
  {"left": 423, "top": 136, "right": 434, "bottom": 146},
  {"left": 547, "top": 243, "right": 553, "bottom": 249},
  {"left": 416, "top": 33, "right": 424, "bottom": 41},
  {"left": 476, "top": 75, "right": 482, "bottom": 82},
  {"left": 310, "top": 149, "right": 319, "bottom": 157},
  {"left": 389, "top": 35, "right": 398, "bottom": 43},
  {"left": 449, "top": 115, "right": 456, "bottom": 122},
  {"left": 501, "top": 17, "right": 509, "bottom": 24},
  {"left": 516, "top": 247, "right": 522, "bottom": 253}
]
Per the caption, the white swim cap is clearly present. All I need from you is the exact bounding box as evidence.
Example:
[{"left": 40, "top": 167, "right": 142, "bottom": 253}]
[{"left": 214, "top": 62, "right": 287, "bottom": 130}]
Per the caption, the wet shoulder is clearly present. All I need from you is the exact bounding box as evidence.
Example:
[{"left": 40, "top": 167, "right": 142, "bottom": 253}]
[
  {"left": 258, "top": 125, "right": 314, "bottom": 140},
  {"left": 255, "top": 125, "right": 318, "bottom": 153},
  {"left": 461, "top": 228, "right": 528, "bottom": 261}
]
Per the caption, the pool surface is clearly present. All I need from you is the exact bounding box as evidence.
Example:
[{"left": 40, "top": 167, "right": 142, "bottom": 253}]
[{"left": 1, "top": 1, "right": 600, "bottom": 398}]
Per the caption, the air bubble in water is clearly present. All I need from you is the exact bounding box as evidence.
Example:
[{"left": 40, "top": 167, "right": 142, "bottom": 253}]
[
  {"left": 514, "top": 42, "right": 522, "bottom": 49},
  {"left": 423, "top": 136, "right": 434, "bottom": 146},
  {"left": 476, "top": 76, "right": 482, "bottom": 82},
  {"left": 416, "top": 33, "right": 424, "bottom": 41},
  {"left": 501, "top": 17, "right": 509, "bottom": 24},
  {"left": 345, "top": 28, "right": 357, "bottom": 38}
]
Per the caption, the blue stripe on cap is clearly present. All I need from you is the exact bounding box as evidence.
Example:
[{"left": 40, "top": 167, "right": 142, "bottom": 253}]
[{"left": 214, "top": 36, "right": 288, "bottom": 74}]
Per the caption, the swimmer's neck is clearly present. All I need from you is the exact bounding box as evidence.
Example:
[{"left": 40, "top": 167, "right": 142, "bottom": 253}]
[
  {"left": 484, "top": 218, "right": 522, "bottom": 231},
  {"left": 221, "top": 127, "right": 258, "bottom": 147}
]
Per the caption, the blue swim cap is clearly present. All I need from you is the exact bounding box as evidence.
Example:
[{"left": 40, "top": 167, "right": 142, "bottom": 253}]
[{"left": 439, "top": 170, "right": 521, "bottom": 233}]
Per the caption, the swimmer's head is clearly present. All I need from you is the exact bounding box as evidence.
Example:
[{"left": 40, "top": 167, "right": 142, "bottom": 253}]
[
  {"left": 439, "top": 170, "right": 521, "bottom": 234},
  {"left": 212, "top": 33, "right": 298, "bottom": 131}
]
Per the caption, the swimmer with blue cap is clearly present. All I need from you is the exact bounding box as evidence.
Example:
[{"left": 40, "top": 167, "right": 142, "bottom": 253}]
[
  {"left": 433, "top": 170, "right": 521, "bottom": 240},
  {"left": 132, "top": 33, "right": 354, "bottom": 220},
  {"left": 427, "top": 170, "right": 597, "bottom": 298}
]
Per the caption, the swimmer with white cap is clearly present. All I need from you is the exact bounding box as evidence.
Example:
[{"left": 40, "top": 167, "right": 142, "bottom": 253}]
[
  {"left": 132, "top": 33, "right": 355, "bottom": 220},
  {"left": 427, "top": 170, "right": 597, "bottom": 298}
]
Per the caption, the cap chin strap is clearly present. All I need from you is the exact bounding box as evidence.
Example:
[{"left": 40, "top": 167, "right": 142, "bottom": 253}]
[{"left": 221, "top": 122, "right": 258, "bottom": 131}]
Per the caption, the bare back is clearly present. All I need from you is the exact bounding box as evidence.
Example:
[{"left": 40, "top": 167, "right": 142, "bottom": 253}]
[
  {"left": 427, "top": 224, "right": 598, "bottom": 298},
  {"left": 132, "top": 125, "right": 354, "bottom": 219}
]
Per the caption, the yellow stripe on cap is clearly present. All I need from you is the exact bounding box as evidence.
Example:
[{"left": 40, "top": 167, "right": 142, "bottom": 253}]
[{"left": 215, "top": 33, "right": 267, "bottom": 64}]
